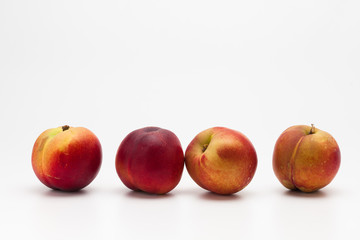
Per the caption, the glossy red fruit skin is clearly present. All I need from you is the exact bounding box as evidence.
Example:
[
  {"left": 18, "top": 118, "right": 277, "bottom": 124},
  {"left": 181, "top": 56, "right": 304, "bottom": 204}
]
[{"left": 115, "top": 127, "right": 184, "bottom": 194}]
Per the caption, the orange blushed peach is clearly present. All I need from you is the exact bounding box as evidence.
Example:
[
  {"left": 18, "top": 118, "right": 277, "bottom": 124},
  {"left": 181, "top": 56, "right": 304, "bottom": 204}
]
[{"left": 273, "top": 124, "right": 340, "bottom": 192}]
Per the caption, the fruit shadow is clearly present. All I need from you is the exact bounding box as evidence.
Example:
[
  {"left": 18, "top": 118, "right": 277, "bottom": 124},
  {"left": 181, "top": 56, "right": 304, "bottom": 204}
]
[
  {"left": 283, "top": 189, "right": 328, "bottom": 198},
  {"left": 125, "top": 190, "right": 174, "bottom": 200},
  {"left": 43, "top": 189, "right": 89, "bottom": 198},
  {"left": 199, "top": 191, "right": 242, "bottom": 201}
]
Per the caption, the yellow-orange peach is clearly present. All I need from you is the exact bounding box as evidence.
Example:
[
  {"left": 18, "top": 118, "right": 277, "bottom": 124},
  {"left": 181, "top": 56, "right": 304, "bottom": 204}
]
[
  {"left": 185, "top": 127, "right": 257, "bottom": 195},
  {"left": 273, "top": 124, "right": 340, "bottom": 192}
]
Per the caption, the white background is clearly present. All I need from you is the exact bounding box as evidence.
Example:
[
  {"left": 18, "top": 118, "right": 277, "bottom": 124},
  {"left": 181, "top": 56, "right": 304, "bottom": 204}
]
[{"left": 1, "top": 1, "right": 359, "bottom": 239}]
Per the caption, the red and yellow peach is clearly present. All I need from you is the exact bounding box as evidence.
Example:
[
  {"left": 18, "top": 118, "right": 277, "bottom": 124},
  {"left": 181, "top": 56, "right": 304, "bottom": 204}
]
[
  {"left": 32, "top": 125, "right": 102, "bottom": 191},
  {"left": 185, "top": 127, "right": 257, "bottom": 195}
]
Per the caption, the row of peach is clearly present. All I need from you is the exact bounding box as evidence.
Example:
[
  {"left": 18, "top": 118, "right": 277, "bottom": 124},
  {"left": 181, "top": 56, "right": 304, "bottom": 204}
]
[{"left": 32, "top": 124, "right": 340, "bottom": 195}]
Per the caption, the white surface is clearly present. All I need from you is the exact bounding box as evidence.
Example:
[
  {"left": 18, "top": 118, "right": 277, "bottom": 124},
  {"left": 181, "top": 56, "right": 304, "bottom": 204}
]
[{"left": 1, "top": 1, "right": 360, "bottom": 239}]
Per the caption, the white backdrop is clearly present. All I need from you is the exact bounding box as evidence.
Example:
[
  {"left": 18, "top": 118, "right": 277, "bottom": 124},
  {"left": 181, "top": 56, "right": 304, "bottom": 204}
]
[{"left": 1, "top": 1, "right": 359, "bottom": 239}]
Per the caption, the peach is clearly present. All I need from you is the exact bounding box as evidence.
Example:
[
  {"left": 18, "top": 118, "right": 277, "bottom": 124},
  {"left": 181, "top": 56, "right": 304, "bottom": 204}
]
[
  {"left": 185, "top": 127, "right": 257, "bottom": 195},
  {"left": 115, "top": 127, "right": 184, "bottom": 194},
  {"left": 32, "top": 125, "right": 102, "bottom": 191},
  {"left": 273, "top": 124, "right": 340, "bottom": 192}
]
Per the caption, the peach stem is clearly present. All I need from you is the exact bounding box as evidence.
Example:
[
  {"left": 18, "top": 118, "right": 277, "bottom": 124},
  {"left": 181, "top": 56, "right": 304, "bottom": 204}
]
[
  {"left": 62, "top": 125, "right": 70, "bottom": 131},
  {"left": 309, "top": 124, "right": 315, "bottom": 134},
  {"left": 202, "top": 144, "right": 209, "bottom": 152}
]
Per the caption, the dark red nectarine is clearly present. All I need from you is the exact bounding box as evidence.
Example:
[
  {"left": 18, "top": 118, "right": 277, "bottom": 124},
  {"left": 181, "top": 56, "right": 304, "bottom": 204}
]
[{"left": 115, "top": 127, "right": 184, "bottom": 194}]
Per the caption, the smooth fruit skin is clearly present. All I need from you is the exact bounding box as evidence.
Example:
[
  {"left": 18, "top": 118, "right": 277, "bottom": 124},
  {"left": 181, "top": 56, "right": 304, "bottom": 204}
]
[
  {"left": 115, "top": 127, "right": 184, "bottom": 194},
  {"left": 185, "top": 127, "right": 257, "bottom": 195},
  {"left": 273, "top": 125, "right": 340, "bottom": 192},
  {"left": 32, "top": 126, "right": 102, "bottom": 191}
]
